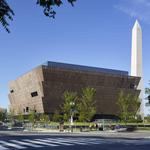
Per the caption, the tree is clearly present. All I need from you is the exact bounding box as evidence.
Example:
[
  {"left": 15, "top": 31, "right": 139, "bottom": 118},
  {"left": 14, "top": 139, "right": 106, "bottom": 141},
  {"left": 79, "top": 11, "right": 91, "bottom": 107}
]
[
  {"left": 7, "top": 109, "right": 15, "bottom": 124},
  {"left": 77, "top": 87, "right": 96, "bottom": 122},
  {"left": 16, "top": 107, "right": 24, "bottom": 123},
  {"left": 144, "top": 115, "right": 150, "bottom": 123},
  {"left": 17, "top": 112, "right": 24, "bottom": 123},
  {"left": 37, "top": 0, "right": 76, "bottom": 18},
  {"left": 117, "top": 90, "right": 141, "bottom": 123},
  {"left": 61, "top": 91, "right": 78, "bottom": 122},
  {"left": 145, "top": 81, "right": 150, "bottom": 95},
  {"left": 28, "top": 110, "right": 37, "bottom": 127},
  {"left": 0, "top": 0, "right": 14, "bottom": 33},
  {"left": 130, "top": 95, "right": 141, "bottom": 119},
  {"left": 117, "top": 91, "right": 130, "bottom": 122},
  {"left": 0, "top": 111, "right": 6, "bottom": 122},
  {"left": 53, "top": 87, "right": 96, "bottom": 123},
  {"left": 39, "top": 113, "right": 49, "bottom": 126},
  {"left": 145, "top": 81, "right": 150, "bottom": 104},
  {"left": 0, "top": 0, "right": 76, "bottom": 32},
  {"left": 52, "top": 109, "right": 63, "bottom": 122}
]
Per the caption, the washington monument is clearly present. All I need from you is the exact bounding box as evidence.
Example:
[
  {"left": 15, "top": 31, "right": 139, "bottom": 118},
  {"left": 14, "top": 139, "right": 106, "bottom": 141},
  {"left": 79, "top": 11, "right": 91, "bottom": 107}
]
[{"left": 131, "top": 20, "right": 144, "bottom": 118}]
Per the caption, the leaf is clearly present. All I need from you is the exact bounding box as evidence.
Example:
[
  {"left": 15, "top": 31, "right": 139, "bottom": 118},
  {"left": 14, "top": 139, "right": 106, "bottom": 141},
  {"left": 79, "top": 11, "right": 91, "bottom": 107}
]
[{"left": 0, "top": 0, "right": 14, "bottom": 32}]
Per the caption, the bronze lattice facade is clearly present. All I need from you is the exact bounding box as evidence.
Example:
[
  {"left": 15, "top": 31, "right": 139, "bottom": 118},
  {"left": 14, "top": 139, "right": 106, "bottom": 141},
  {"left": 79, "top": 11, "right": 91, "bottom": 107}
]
[{"left": 9, "top": 61, "right": 140, "bottom": 117}]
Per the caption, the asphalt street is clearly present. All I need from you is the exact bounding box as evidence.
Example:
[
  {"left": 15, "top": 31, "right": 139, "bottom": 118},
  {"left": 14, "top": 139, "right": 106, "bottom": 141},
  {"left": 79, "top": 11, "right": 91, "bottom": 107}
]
[{"left": 0, "top": 132, "right": 150, "bottom": 150}]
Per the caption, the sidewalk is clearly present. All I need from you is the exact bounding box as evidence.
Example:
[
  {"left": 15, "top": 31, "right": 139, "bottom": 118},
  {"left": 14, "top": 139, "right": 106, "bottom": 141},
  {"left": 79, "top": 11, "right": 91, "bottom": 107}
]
[
  {"left": 1, "top": 128, "right": 150, "bottom": 139},
  {"left": 22, "top": 128, "right": 150, "bottom": 139}
]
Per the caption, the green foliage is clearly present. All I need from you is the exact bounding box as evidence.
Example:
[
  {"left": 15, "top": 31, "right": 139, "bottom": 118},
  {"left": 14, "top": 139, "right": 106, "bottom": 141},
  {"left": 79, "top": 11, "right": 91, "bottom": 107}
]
[
  {"left": 145, "top": 88, "right": 150, "bottom": 95},
  {"left": 127, "top": 115, "right": 142, "bottom": 123},
  {"left": 39, "top": 114, "right": 49, "bottom": 124},
  {"left": 0, "top": 0, "right": 76, "bottom": 32},
  {"left": 0, "top": 112, "right": 2, "bottom": 121},
  {"left": 144, "top": 115, "right": 150, "bottom": 123},
  {"left": 145, "top": 81, "right": 150, "bottom": 104},
  {"left": 7, "top": 109, "right": 15, "bottom": 123},
  {"left": 52, "top": 110, "right": 63, "bottom": 122},
  {"left": 130, "top": 95, "right": 141, "bottom": 118},
  {"left": 145, "top": 81, "right": 150, "bottom": 94},
  {"left": 17, "top": 113, "right": 24, "bottom": 123},
  {"left": 0, "top": 111, "right": 6, "bottom": 121},
  {"left": 28, "top": 110, "right": 37, "bottom": 125},
  {"left": 53, "top": 87, "right": 96, "bottom": 122},
  {"left": 61, "top": 91, "right": 78, "bottom": 121},
  {"left": 117, "top": 90, "right": 141, "bottom": 123},
  {"left": 77, "top": 87, "right": 96, "bottom": 122},
  {"left": 37, "top": 0, "right": 76, "bottom": 18},
  {"left": 0, "top": 0, "right": 14, "bottom": 32},
  {"left": 16, "top": 107, "right": 24, "bottom": 123},
  {"left": 117, "top": 91, "right": 129, "bottom": 122}
]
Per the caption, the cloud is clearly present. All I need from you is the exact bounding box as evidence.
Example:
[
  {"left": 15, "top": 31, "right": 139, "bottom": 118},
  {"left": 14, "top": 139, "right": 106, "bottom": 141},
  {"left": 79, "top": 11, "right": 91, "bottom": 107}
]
[{"left": 114, "top": 0, "right": 150, "bottom": 24}]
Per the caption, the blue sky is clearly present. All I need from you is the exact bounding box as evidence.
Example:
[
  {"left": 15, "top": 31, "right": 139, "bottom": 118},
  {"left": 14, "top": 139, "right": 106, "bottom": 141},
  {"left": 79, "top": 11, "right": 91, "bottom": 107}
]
[{"left": 0, "top": 0, "right": 150, "bottom": 115}]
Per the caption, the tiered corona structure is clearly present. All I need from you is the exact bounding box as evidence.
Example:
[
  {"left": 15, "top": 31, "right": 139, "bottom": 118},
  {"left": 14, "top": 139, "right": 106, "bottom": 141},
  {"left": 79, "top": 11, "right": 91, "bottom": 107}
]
[{"left": 9, "top": 61, "right": 140, "bottom": 118}]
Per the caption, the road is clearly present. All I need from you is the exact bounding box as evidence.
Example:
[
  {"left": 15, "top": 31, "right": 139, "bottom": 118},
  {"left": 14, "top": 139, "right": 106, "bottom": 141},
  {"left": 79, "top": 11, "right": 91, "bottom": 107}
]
[{"left": 0, "top": 132, "right": 150, "bottom": 150}]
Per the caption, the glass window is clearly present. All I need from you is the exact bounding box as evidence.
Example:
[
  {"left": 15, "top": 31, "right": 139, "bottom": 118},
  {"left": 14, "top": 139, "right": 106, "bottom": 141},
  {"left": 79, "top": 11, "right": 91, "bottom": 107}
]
[
  {"left": 10, "top": 89, "right": 14, "bottom": 93},
  {"left": 31, "top": 91, "right": 38, "bottom": 97},
  {"left": 26, "top": 107, "right": 29, "bottom": 112}
]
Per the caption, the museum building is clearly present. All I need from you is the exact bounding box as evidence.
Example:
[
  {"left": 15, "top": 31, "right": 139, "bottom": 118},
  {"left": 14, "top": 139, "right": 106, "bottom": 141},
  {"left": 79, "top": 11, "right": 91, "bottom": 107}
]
[{"left": 8, "top": 61, "right": 140, "bottom": 118}]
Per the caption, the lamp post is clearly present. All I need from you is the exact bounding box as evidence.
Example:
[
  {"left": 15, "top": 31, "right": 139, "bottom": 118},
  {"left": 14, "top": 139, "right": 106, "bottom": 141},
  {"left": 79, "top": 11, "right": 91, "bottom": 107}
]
[
  {"left": 70, "top": 101, "right": 75, "bottom": 132},
  {"left": 70, "top": 114, "right": 73, "bottom": 125}
]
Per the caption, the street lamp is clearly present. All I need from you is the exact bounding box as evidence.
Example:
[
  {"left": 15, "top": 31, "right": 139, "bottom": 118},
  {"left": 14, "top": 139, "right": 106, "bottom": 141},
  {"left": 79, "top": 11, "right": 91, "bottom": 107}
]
[{"left": 70, "top": 101, "right": 75, "bottom": 132}]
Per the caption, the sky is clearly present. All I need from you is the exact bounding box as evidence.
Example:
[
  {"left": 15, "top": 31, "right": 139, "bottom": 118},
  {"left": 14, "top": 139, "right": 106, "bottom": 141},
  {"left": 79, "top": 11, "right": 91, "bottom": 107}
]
[{"left": 0, "top": 0, "right": 150, "bottom": 115}]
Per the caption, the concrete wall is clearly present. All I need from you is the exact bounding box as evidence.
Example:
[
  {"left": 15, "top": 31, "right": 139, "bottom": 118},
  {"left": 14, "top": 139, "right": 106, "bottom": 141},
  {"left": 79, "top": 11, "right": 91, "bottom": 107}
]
[{"left": 9, "top": 66, "right": 44, "bottom": 115}]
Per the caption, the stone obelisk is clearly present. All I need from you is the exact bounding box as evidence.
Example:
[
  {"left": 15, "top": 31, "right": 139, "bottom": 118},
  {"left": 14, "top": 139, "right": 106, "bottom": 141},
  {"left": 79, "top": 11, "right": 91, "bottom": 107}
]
[{"left": 131, "top": 20, "right": 144, "bottom": 119}]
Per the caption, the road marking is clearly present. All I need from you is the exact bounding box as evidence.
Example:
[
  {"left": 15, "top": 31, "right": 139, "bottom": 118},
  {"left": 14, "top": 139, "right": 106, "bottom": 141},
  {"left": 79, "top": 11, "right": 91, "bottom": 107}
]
[
  {"left": 57, "top": 138, "right": 101, "bottom": 145},
  {"left": 67, "top": 137, "right": 100, "bottom": 143},
  {"left": 0, "top": 137, "right": 100, "bottom": 150},
  {"left": 56, "top": 138, "right": 90, "bottom": 145},
  {"left": 22, "top": 139, "right": 49, "bottom": 147},
  {"left": 0, "top": 140, "right": 26, "bottom": 149},
  {"left": 0, "top": 145, "right": 9, "bottom": 150},
  {"left": 11, "top": 140, "right": 43, "bottom": 148},
  {"left": 52, "top": 138, "right": 101, "bottom": 145},
  {"left": 27, "top": 139, "right": 58, "bottom": 146},
  {"left": 0, "top": 137, "right": 123, "bottom": 150},
  {"left": 44, "top": 138, "right": 75, "bottom": 146}
]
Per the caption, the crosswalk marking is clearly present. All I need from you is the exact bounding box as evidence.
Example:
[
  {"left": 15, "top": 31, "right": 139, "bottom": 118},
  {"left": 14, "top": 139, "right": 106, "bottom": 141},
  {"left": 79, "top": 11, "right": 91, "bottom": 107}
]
[
  {"left": 57, "top": 138, "right": 101, "bottom": 145},
  {"left": 0, "top": 145, "right": 9, "bottom": 150},
  {"left": 0, "top": 141, "right": 26, "bottom": 149},
  {"left": 45, "top": 138, "right": 74, "bottom": 146},
  {"left": 0, "top": 137, "right": 149, "bottom": 150},
  {"left": 10, "top": 140, "right": 43, "bottom": 148},
  {"left": 63, "top": 138, "right": 101, "bottom": 145},
  {"left": 56, "top": 138, "right": 90, "bottom": 145},
  {"left": 42, "top": 138, "right": 87, "bottom": 145},
  {"left": 24, "top": 139, "right": 58, "bottom": 147}
]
